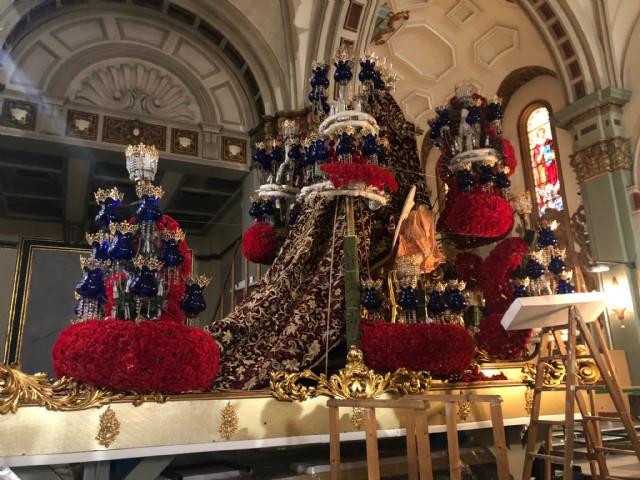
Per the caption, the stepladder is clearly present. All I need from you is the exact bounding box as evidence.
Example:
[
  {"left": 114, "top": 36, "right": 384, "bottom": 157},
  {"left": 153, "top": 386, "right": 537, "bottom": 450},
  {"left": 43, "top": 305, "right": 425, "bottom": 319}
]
[{"left": 522, "top": 305, "right": 640, "bottom": 480}]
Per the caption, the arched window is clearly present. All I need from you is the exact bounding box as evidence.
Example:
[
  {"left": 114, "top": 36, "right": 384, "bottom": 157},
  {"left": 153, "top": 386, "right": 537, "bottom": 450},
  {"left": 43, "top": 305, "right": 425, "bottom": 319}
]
[{"left": 519, "top": 103, "right": 567, "bottom": 220}]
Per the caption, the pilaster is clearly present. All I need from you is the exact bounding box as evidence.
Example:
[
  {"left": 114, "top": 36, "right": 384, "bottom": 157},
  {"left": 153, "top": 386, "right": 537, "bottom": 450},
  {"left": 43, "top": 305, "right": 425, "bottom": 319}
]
[{"left": 556, "top": 88, "right": 640, "bottom": 383}]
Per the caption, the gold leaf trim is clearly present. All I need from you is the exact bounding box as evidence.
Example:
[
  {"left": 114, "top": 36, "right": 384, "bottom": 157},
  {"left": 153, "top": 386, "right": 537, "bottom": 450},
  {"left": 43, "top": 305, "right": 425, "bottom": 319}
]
[
  {"left": 219, "top": 402, "right": 239, "bottom": 440},
  {"left": 269, "top": 347, "right": 431, "bottom": 401},
  {"left": 96, "top": 406, "right": 120, "bottom": 448},
  {"left": 0, "top": 363, "right": 123, "bottom": 415}
]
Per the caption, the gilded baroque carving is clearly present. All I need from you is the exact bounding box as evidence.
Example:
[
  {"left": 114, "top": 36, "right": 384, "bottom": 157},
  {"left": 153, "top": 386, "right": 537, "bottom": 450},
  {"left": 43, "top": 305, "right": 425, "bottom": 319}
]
[
  {"left": 75, "top": 64, "right": 196, "bottom": 122},
  {"left": 0, "top": 363, "right": 123, "bottom": 414},
  {"left": 269, "top": 347, "right": 431, "bottom": 401},
  {"left": 570, "top": 137, "right": 631, "bottom": 183}
]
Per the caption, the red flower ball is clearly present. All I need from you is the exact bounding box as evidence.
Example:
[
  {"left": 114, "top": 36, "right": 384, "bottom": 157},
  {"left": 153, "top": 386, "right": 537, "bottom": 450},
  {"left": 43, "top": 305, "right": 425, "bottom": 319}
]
[
  {"left": 445, "top": 193, "right": 514, "bottom": 239},
  {"left": 360, "top": 321, "right": 475, "bottom": 377},
  {"left": 53, "top": 320, "right": 220, "bottom": 392},
  {"left": 242, "top": 221, "right": 278, "bottom": 265}
]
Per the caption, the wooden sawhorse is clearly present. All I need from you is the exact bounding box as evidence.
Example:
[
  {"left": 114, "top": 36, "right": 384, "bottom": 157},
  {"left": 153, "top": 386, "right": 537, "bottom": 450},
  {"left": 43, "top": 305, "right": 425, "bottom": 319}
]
[{"left": 327, "top": 394, "right": 510, "bottom": 480}]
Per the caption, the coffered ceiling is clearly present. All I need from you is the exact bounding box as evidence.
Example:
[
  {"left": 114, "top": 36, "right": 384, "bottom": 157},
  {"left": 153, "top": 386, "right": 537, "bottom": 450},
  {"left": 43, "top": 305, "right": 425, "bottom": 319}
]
[{"left": 0, "top": 143, "right": 243, "bottom": 236}]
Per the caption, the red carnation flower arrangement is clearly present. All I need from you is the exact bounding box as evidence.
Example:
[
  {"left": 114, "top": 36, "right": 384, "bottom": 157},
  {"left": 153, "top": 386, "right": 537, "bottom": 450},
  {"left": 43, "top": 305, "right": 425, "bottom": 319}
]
[
  {"left": 320, "top": 163, "right": 398, "bottom": 192},
  {"left": 53, "top": 149, "right": 220, "bottom": 393},
  {"left": 445, "top": 192, "right": 514, "bottom": 239},
  {"left": 475, "top": 314, "right": 533, "bottom": 360},
  {"left": 360, "top": 320, "right": 476, "bottom": 378},
  {"left": 53, "top": 320, "right": 219, "bottom": 392}
]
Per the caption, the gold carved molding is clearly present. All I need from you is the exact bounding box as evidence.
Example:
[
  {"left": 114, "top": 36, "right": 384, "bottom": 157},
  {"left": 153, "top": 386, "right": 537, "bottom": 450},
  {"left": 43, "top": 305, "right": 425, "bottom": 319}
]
[
  {"left": 570, "top": 136, "right": 631, "bottom": 183},
  {"left": 521, "top": 345, "right": 601, "bottom": 413},
  {"left": 0, "top": 363, "right": 173, "bottom": 414},
  {"left": 0, "top": 363, "right": 123, "bottom": 414},
  {"left": 269, "top": 347, "right": 431, "bottom": 401}
]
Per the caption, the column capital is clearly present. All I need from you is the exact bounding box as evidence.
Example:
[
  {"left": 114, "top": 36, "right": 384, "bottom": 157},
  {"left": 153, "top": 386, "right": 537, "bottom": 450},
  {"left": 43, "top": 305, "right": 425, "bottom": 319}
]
[
  {"left": 570, "top": 136, "right": 631, "bottom": 184},
  {"left": 554, "top": 87, "right": 631, "bottom": 151}
]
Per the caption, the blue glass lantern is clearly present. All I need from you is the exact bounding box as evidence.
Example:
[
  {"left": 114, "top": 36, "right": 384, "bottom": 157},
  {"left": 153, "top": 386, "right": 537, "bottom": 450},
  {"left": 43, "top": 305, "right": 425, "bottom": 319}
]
[
  {"left": 159, "top": 232, "right": 185, "bottom": 270},
  {"left": 94, "top": 189, "right": 123, "bottom": 229},
  {"left": 136, "top": 194, "right": 163, "bottom": 223},
  {"left": 75, "top": 258, "right": 107, "bottom": 302},
  {"left": 180, "top": 276, "right": 211, "bottom": 318},
  {"left": 129, "top": 258, "right": 161, "bottom": 298}
]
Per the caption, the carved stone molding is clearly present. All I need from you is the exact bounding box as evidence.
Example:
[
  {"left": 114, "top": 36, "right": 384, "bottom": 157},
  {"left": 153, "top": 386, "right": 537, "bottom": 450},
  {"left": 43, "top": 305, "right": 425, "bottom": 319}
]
[
  {"left": 1, "top": 99, "right": 37, "bottom": 130},
  {"left": 75, "top": 64, "right": 196, "bottom": 122},
  {"left": 103, "top": 116, "right": 166, "bottom": 150},
  {"left": 570, "top": 137, "right": 631, "bottom": 183}
]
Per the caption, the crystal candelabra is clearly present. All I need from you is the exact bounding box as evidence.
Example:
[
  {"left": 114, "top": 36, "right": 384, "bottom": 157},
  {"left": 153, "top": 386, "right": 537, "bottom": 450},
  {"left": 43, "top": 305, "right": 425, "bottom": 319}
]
[{"left": 74, "top": 143, "right": 210, "bottom": 326}]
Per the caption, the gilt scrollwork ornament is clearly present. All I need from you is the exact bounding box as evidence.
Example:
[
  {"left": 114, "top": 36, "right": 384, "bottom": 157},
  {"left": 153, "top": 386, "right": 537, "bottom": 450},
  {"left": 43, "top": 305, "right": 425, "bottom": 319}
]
[
  {"left": 219, "top": 402, "right": 239, "bottom": 440},
  {"left": 457, "top": 391, "right": 471, "bottom": 421},
  {"left": 270, "top": 347, "right": 431, "bottom": 401},
  {"left": 350, "top": 407, "right": 365, "bottom": 430},
  {"left": 132, "top": 391, "right": 168, "bottom": 407},
  {"left": 0, "top": 363, "right": 123, "bottom": 414},
  {"left": 521, "top": 345, "right": 600, "bottom": 414},
  {"left": 96, "top": 406, "right": 120, "bottom": 448},
  {"left": 524, "top": 385, "right": 533, "bottom": 415}
]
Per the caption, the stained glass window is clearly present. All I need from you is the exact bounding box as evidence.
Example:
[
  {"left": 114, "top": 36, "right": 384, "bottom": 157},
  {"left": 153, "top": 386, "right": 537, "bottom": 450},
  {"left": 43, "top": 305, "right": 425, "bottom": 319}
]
[{"left": 526, "top": 106, "right": 563, "bottom": 216}]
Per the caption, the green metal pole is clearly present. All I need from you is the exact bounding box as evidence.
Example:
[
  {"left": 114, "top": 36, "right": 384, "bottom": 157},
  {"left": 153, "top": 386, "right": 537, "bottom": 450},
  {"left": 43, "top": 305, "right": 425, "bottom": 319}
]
[{"left": 344, "top": 197, "right": 360, "bottom": 348}]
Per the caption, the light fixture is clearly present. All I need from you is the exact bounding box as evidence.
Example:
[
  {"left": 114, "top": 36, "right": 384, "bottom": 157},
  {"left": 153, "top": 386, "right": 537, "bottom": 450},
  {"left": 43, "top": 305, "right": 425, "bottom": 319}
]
[
  {"left": 586, "top": 259, "right": 636, "bottom": 273},
  {"left": 609, "top": 277, "right": 627, "bottom": 322}
]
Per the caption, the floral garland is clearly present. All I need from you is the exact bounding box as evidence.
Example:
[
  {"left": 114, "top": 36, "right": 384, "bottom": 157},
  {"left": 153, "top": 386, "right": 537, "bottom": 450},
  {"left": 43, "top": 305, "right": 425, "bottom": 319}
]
[
  {"left": 453, "top": 252, "right": 484, "bottom": 288},
  {"left": 242, "top": 221, "right": 278, "bottom": 265},
  {"left": 475, "top": 313, "right": 532, "bottom": 360},
  {"left": 53, "top": 320, "right": 220, "bottom": 392},
  {"left": 360, "top": 320, "right": 475, "bottom": 377},
  {"left": 479, "top": 236, "right": 529, "bottom": 287},
  {"left": 320, "top": 163, "right": 398, "bottom": 193}
]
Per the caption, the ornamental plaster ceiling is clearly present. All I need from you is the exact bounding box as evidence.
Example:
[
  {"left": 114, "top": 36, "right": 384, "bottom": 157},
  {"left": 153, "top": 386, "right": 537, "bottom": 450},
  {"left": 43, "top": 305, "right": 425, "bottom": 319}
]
[
  {"left": 4, "top": 0, "right": 640, "bottom": 241},
  {"left": 0, "top": 1, "right": 275, "bottom": 238},
  {"left": 373, "top": 0, "right": 557, "bottom": 154}
]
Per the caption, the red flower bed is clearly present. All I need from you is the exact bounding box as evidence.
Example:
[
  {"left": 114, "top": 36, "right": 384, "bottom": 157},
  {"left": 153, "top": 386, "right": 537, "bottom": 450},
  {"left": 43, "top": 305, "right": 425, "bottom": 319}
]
[
  {"left": 53, "top": 320, "right": 220, "bottom": 392},
  {"left": 445, "top": 193, "right": 514, "bottom": 239},
  {"left": 475, "top": 314, "right": 532, "bottom": 360},
  {"left": 320, "top": 163, "right": 398, "bottom": 192},
  {"left": 360, "top": 321, "right": 475, "bottom": 377},
  {"left": 242, "top": 221, "right": 278, "bottom": 264}
]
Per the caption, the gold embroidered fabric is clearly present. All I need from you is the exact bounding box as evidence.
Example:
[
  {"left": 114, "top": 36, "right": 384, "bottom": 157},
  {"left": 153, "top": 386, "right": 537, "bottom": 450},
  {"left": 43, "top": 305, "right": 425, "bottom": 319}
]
[
  {"left": 205, "top": 92, "right": 426, "bottom": 390},
  {"left": 206, "top": 198, "right": 372, "bottom": 390}
]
